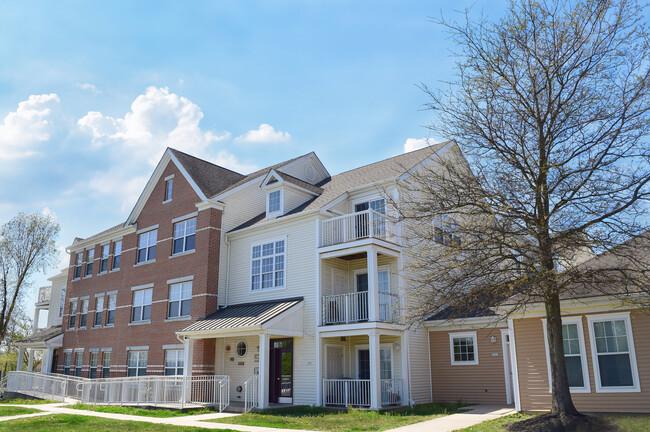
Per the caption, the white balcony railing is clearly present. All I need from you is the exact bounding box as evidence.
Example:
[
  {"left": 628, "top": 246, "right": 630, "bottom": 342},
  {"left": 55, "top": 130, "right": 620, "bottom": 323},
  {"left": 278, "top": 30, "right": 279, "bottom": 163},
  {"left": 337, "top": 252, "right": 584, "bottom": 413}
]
[
  {"left": 5, "top": 371, "right": 230, "bottom": 411},
  {"left": 244, "top": 375, "right": 258, "bottom": 413},
  {"left": 381, "top": 378, "right": 402, "bottom": 406},
  {"left": 323, "top": 379, "right": 371, "bottom": 407},
  {"left": 320, "top": 210, "right": 393, "bottom": 247},
  {"left": 322, "top": 291, "right": 399, "bottom": 325},
  {"left": 37, "top": 286, "right": 51, "bottom": 304}
]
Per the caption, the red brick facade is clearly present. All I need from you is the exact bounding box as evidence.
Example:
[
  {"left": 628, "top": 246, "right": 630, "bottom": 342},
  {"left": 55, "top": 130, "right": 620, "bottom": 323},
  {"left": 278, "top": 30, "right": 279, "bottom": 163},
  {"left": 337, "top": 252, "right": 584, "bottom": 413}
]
[{"left": 59, "top": 160, "right": 221, "bottom": 377}]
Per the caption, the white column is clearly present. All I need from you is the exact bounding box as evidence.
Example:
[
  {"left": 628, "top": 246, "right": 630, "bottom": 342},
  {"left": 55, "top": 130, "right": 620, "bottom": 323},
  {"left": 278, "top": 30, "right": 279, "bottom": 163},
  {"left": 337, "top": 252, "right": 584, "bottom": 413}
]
[
  {"left": 27, "top": 349, "right": 34, "bottom": 372},
  {"left": 367, "top": 249, "right": 379, "bottom": 322},
  {"left": 315, "top": 334, "right": 322, "bottom": 406},
  {"left": 400, "top": 333, "right": 410, "bottom": 406},
  {"left": 183, "top": 338, "right": 194, "bottom": 377},
  {"left": 369, "top": 332, "right": 381, "bottom": 409},
  {"left": 16, "top": 347, "right": 25, "bottom": 371},
  {"left": 32, "top": 308, "right": 40, "bottom": 334},
  {"left": 44, "top": 347, "right": 55, "bottom": 374},
  {"left": 258, "top": 333, "right": 270, "bottom": 408}
]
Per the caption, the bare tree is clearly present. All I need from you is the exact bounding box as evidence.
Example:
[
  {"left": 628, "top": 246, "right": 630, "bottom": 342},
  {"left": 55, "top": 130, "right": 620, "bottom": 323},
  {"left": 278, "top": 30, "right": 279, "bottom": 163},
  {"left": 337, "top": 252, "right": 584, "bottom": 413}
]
[
  {"left": 397, "top": 0, "right": 650, "bottom": 427},
  {"left": 0, "top": 211, "right": 60, "bottom": 344}
]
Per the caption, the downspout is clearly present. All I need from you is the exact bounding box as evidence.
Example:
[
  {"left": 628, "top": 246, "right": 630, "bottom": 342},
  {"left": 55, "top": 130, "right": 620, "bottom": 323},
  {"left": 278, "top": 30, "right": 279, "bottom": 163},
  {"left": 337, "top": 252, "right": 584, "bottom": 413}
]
[{"left": 224, "top": 232, "right": 231, "bottom": 308}]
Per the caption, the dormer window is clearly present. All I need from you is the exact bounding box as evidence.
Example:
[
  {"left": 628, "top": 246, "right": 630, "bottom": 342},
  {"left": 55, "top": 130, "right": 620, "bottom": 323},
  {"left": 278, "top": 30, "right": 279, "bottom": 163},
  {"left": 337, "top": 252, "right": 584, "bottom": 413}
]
[{"left": 268, "top": 190, "right": 282, "bottom": 215}]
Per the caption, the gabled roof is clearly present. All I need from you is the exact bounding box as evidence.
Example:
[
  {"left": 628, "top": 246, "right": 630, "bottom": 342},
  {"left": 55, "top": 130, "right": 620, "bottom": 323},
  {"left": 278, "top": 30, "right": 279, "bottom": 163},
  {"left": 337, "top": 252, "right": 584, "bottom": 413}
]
[
  {"left": 16, "top": 326, "right": 63, "bottom": 345},
  {"left": 274, "top": 171, "right": 324, "bottom": 195},
  {"left": 169, "top": 148, "right": 245, "bottom": 197},
  {"left": 71, "top": 222, "right": 127, "bottom": 247},
  {"left": 179, "top": 297, "right": 303, "bottom": 334}
]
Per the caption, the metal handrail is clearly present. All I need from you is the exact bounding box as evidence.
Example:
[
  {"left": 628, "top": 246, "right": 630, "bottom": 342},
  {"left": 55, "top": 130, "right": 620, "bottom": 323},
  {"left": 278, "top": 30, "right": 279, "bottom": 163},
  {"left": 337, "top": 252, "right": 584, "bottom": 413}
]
[{"left": 244, "top": 375, "right": 258, "bottom": 412}]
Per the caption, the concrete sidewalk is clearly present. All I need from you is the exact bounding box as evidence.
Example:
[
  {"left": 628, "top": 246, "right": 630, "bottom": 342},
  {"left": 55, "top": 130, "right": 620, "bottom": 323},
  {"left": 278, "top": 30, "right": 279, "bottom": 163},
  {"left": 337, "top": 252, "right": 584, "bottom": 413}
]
[
  {"left": 3, "top": 402, "right": 515, "bottom": 432},
  {"left": 387, "top": 404, "right": 516, "bottom": 432}
]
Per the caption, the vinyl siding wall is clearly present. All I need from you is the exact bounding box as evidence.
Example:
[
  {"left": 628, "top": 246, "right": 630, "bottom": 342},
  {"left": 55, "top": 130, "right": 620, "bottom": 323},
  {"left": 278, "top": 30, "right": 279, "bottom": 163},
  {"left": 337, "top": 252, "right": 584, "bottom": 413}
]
[
  {"left": 514, "top": 309, "right": 650, "bottom": 413},
  {"left": 429, "top": 327, "right": 508, "bottom": 404}
]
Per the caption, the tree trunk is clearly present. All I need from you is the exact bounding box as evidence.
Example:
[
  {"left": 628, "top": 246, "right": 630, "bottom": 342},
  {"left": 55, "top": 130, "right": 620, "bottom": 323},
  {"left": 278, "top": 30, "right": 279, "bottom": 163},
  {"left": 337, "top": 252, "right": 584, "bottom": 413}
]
[{"left": 545, "top": 292, "right": 581, "bottom": 419}]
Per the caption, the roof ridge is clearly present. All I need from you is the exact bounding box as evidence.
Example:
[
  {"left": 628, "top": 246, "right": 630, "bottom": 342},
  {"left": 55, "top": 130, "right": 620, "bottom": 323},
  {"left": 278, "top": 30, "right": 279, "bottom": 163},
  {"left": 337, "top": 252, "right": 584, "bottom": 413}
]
[{"left": 168, "top": 147, "right": 244, "bottom": 177}]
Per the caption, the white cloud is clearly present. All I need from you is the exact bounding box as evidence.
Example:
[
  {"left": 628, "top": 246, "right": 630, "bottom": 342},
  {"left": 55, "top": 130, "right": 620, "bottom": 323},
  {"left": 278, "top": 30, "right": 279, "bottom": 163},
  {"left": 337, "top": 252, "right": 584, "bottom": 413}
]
[
  {"left": 76, "top": 86, "right": 251, "bottom": 210},
  {"left": 403, "top": 137, "right": 439, "bottom": 153},
  {"left": 75, "top": 83, "right": 101, "bottom": 94},
  {"left": 235, "top": 123, "right": 291, "bottom": 144},
  {"left": 0, "top": 93, "right": 60, "bottom": 160}
]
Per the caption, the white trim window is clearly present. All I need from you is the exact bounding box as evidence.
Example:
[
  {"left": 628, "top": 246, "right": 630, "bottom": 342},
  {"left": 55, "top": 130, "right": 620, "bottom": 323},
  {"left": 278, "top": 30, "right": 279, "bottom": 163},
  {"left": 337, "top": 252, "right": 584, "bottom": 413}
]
[
  {"left": 267, "top": 190, "right": 282, "bottom": 216},
  {"left": 64, "top": 351, "right": 72, "bottom": 375},
  {"left": 137, "top": 230, "right": 157, "bottom": 263},
  {"left": 168, "top": 282, "right": 191, "bottom": 318},
  {"left": 74, "top": 352, "right": 83, "bottom": 377},
  {"left": 433, "top": 215, "right": 461, "bottom": 246},
  {"left": 74, "top": 253, "right": 82, "bottom": 279},
  {"left": 59, "top": 287, "right": 66, "bottom": 319},
  {"left": 164, "top": 349, "right": 184, "bottom": 375},
  {"left": 68, "top": 300, "right": 77, "bottom": 329},
  {"left": 102, "top": 351, "right": 111, "bottom": 378},
  {"left": 94, "top": 297, "right": 104, "bottom": 327},
  {"left": 587, "top": 313, "right": 640, "bottom": 392},
  {"left": 79, "top": 299, "right": 89, "bottom": 328},
  {"left": 449, "top": 332, "right": 479, "bottom": 365},
  {"left": 127, "top": 350, "right": 148, "bottom": 377},
  {"left": 165, "top": 178, "right": 173, "bottom": 202},
  {"left": 542, "top": 318, "right": 590, "bottom": 392},
  {"left": 89, "top": 351, "right": 99, "bottom": 378},
  {"left": 132, "top": 289, "right": 152, "bottom": 322},
  {"left": 173, "top": 218, "right": 196, "bottom": 255},
  {"left": 100, "top": 245, "right": 109, "bottom": 273},
  {"left": 85, "top": 249, "right": 94, "bottom": 276},
  {"left": 251, "top": 240, "right": 285, "bottom": 291},
  {"left": 106, "top": 294, "right": 116, "bottom": 325},
  {"left": 113, "top": 241, "right": 122, "bottom": 270}
]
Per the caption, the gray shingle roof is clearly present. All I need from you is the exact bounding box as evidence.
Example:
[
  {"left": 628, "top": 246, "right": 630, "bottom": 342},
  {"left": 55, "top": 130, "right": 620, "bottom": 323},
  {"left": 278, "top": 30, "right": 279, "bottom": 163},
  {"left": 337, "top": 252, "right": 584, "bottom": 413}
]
[
  {"left": 170, "top": 148, "right": 245, "bottom": 197},
  {"left": 179, "top": 297, "right": 303, "bottom": 334},
  {"left": 275, "top": 171, "right": 324, "bottom": 195},
  {"left": 16, "top": 326, "right": 63, "bottom": 345}
]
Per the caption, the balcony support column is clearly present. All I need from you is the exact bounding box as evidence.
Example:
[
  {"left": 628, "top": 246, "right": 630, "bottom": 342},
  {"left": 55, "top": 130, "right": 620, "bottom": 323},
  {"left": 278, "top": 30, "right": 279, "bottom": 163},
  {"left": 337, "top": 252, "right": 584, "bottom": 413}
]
[
  {"left": 27, "top": 349, "right": 34, "bottom": 372},
  {"left": 258, "top": 333, "right": 270, "bottom": 409},
  {"left": 366, "top": 248, "right": 379, "bottom": 322},
  {"left": 16, "top": 347, "right": 24, "bottom": 371},
  {"left": 400, "top": 333, "right": 410, "bottom": 406},
  {"left": 369, "top": 332, "right": 381, "bottom": 409}
]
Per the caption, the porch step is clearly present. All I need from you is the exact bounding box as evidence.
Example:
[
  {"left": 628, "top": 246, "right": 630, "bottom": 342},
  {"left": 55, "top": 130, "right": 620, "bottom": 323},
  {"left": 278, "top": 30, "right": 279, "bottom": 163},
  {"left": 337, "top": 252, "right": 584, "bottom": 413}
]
[{"left": 223, "top": 401, "right": 246, "bottom": 413}]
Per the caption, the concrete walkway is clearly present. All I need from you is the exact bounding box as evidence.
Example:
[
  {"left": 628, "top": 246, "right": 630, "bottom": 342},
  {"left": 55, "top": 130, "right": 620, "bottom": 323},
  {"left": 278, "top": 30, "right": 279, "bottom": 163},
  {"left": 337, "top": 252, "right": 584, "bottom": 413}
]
[{"left": 1, "top": 402, "right": 515, "bottom": 432}]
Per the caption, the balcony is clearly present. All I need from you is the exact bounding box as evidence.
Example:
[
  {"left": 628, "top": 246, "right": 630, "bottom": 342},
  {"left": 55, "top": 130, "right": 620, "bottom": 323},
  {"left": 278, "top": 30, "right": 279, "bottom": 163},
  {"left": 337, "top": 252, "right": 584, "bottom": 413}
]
[
  {"left": 322, "top": 291, "right": 399, "bottom": 325},
  {"left": 37, "top": 286, "right": 51, "bottom": 304},
  {"left": 320, "top": 210, "right": 395, "bottom": 248},
  {"left": 322, "top": 378, "right": 403, "bottom": 408}
]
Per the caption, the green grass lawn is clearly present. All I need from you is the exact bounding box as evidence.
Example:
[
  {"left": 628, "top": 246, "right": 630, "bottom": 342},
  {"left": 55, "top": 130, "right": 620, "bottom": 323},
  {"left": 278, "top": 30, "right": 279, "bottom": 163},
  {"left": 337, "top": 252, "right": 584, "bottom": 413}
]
[
  {"left": 68, "top": 403, "right": 214, "bottom": 418},
  {"left": 208, "top": 403, "right": 465, "bottom": 432},
  {"left": 455, "top": 413, "right": 650, "bottom": 432},
  {"left": 0, "top": 413, "right": 234, "bottom": 431},
  {"left": 0, "top": 398, "right": 59, "bottom": 405},
  {"left": 0, "top": 406, "right": 40, "bottom": 417}
]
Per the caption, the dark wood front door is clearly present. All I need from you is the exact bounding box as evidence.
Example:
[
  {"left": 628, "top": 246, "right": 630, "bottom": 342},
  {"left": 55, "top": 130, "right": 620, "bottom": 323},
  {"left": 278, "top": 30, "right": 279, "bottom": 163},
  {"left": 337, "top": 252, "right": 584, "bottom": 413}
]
[{"left": 269, "top": 338, "right": 293, "bottom": 403}]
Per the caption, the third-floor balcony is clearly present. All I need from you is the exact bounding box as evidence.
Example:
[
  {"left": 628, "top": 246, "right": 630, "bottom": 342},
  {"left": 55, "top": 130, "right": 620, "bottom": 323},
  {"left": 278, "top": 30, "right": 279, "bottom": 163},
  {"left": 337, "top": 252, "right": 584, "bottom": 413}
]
[
  {"left": 319, "top": 210, "right": 396, "bottom": 248},
  {"left": 37, "top": 286, "right": 51, "bottom": 305}
]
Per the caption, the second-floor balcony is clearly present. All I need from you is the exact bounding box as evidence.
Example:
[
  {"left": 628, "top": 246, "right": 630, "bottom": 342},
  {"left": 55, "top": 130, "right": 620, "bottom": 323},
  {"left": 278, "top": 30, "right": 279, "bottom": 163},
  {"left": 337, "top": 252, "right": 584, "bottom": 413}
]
[
  {"left": 320, "top": 210, "right": 395, "bottom": 248},
  {"left": 37, "top": 286, "right": 51, "bottom": 304},
  {"left": 322, "top": 291, "right": 399, "bottom": 325}
]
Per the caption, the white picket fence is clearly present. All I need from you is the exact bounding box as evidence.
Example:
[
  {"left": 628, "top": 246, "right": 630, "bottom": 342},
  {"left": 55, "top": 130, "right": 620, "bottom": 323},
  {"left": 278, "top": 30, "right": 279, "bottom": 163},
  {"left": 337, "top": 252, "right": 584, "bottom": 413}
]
[{"left": 5, "top": 371, "right": 230, "bottom": 411}]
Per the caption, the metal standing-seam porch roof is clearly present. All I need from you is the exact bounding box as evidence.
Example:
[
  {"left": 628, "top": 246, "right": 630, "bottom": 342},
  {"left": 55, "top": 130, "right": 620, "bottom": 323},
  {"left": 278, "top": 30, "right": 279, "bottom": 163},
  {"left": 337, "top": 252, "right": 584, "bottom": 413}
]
[{"left": 178, "top": 297, "right": 304, "bottom": 337}]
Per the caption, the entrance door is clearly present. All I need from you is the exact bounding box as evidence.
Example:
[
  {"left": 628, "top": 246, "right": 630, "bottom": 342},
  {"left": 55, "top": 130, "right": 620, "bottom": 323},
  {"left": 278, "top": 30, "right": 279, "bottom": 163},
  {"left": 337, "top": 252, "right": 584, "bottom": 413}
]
[
  {"left": 356, "top": 273, "right": 369, "bottom": 321},
  {"left": 326, "top": 346, "right": 345, "bottom": 378},
  {"left": 51, "top": 349, "right": 59, "bottom": 374},
  {"left": 269, "top": 339, "right": 293, "bottom": 404}
]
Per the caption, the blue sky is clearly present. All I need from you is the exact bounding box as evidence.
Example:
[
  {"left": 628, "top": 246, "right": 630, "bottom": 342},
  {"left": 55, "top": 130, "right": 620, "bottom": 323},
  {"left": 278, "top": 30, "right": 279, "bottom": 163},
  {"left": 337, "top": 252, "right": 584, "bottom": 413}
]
[{"left": 0, "top": 1, "right": 508, "bottom": 322}]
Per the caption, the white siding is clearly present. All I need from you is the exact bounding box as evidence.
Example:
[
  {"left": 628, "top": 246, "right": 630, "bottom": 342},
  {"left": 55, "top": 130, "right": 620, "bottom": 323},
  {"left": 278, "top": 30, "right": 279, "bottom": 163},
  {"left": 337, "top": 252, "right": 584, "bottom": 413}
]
[{"left": 408, "top": 327, "right": 432, "bottom": 404}]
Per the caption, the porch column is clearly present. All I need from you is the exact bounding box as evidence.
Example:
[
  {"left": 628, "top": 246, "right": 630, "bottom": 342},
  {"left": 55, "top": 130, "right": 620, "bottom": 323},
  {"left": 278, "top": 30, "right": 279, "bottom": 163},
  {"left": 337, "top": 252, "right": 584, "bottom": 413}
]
[
  {"left": 16, "top": 347, "right": 24, "bottom": 371},
  {"left": 367, "top": 248, "right": 379, "bottom": 322},
  {"left": 258, "top": 333, "right": 270, "bottom": 408},
  {"left": 32, "top": 308, "right": 40, "bottom": 334},
  {"left": 369, "top": 332, "right": 381, "bottom": 409},
  {"left": 400, "top": 333, "right": 410, "bottom": 406},
  {"left": 27, "top": 349, "right": 34, "bottom": 372},
  {"left": 316, "top": 334, "right": 322, "bottom": 406},
  {"left": 44, "top": 347, "right": 55, "bottom": 374},
  {"left": 183, "top": 338, "right": 194, "bottom": 377}
]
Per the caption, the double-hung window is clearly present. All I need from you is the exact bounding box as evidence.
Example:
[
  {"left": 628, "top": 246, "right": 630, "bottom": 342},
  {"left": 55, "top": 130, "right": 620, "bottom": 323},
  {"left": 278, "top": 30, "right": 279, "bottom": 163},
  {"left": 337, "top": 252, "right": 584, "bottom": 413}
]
[
  {"left": 165, "top": 178, "right": 173, "bottom": 201},
  {"left": 449, "top": 332, "right": 478, "bottom": 365},
  {"left": 102, "top": 351, "right": 111, "bottom": 378},
  {"left": 433, "top": 216, "right": 461, "bottom": 246},
  {"left": 74, "top": 352, "right": 83, "bottom": 377},
  {"left": 542, "top": 318, "right": 590, "bottom": 392},
  {"left": 164, "top": 350, "right": 184, "bottom": 375},
  {"left": 137, "top": 230, "right": 157, "bottom": 263},
  {"left": 173, "top": 218, "right": 196, "bottom": 255},
  {"left": 251, "top": 240, "right": 285, "bottom": 291},
  {"left": 106, "top": 294, "right": 116, "bottom": 325},
  {"left": 79, "top": 299, "right": 89, "bottom": 328},
  {"left": 74, "top": 254, "right": 82, "bottom": 279},
  {"left": 132, "top": 289, "right": 152, "bottom": 322},
  {"left": 64, "top": 352, "right": 72, "bottom": 375},
  {"left": 99, "top": 245, "right": 109, "bottom": 273},
  {"left": 127, "top": 351, "right": 147, "bottom": 376},
  {"left": 587, "top": 313, "right": 640, "bottom": 392},
  {"left": 68, "top": 300, "right": 77, "bottom": 329},
  {"left": 168, "top": 282, "right": 191, "bottom": 318},
  {"left": 113, "top": 241, "right": 122, "bottom": 270},
  {"left": 89, "top": 352, "right": 99, "bottom": 378},
  {"left": 94, "top": 297, "right": 104, "bottom": 327},
  {"left": 85, "top": 250, "right": 94, "bottom": 276},
  {"left": 268, "top": 190, "right": 282, "bottom": 215}
]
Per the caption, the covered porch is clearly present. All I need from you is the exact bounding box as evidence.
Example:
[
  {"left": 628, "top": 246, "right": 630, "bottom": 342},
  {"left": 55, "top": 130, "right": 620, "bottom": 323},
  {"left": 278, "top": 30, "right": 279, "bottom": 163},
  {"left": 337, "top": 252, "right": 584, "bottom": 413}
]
[
  {"left": 177, "top": 297, "right": 304, "bottom": 412},
  {"left": 319, "top": 329, "right": 410, "bottom": 409},
  {"left": 14, "top": 326, "right": 63, "bottom": 375}
]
